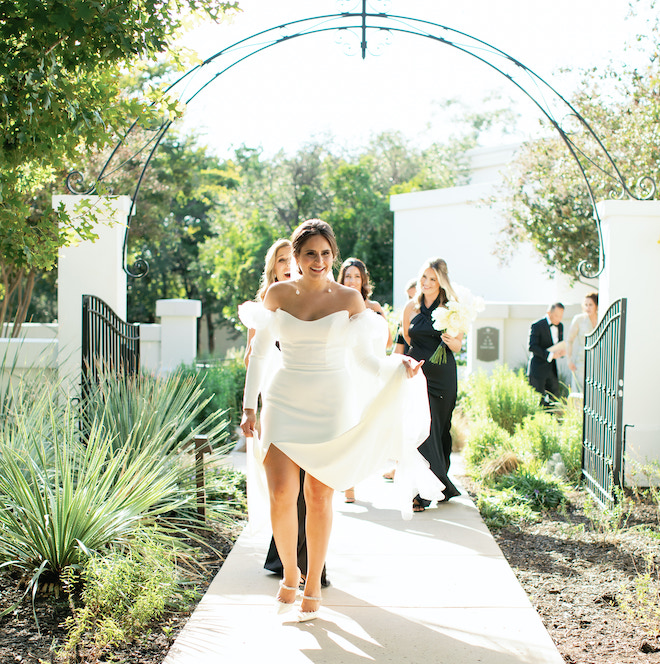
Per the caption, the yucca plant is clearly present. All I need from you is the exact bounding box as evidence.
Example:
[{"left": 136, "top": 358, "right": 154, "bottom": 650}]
[
  {"left": 82, "top": 368, "right": 238, "bottom": 525},
  {"left": 0, "top": 368, "right": 236, "bottom": 623},
  {"left": 0, "top": 386, "right": 188, "bottom": 618},
  {"left": 81, "top": 367, "right": 230, "bottom": 459}
]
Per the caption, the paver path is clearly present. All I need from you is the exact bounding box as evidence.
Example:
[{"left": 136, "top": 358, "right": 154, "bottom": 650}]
[{"left": 163, "top": 454, "right": 563, "bottom": 664}]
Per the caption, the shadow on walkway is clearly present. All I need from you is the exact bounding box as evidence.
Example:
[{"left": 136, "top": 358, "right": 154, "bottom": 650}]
[{"left": 163, "top": 453, "right": 563, "bottom": 664}]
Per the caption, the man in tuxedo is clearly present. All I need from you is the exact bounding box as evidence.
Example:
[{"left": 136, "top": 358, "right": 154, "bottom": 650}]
[{"left": 527, "top": 303, "right": 566, "bottom": 404}]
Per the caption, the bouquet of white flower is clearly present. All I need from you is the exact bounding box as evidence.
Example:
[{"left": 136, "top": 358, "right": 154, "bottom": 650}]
[{"left": 430, "top": 285, "right": 485, "bottom": 364}]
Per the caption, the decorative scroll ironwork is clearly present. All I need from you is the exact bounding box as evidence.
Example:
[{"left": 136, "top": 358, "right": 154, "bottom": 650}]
[
  {"left": 81, "top": 294, "right": 140, "bottom": 405},
  {"left": 581, "top": 298, "right": 627, "bottom": 509},
  {"left": 67, "top": 2, "right": 656, "bottom": 280}
]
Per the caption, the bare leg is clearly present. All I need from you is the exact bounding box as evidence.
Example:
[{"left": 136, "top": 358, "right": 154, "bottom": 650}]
[
  {"left": 263, "top": 445, "right": 301, "bottom": 603},
  {"left": 301, "top": 473, "right": 334, "bottom": 613}
]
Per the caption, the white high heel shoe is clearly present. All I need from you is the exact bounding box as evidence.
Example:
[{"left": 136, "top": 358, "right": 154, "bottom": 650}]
[
  {"left": 276, "top": 579, "right": 300, "bottom": 615},
  {"left": 297, "top": 595, "right": 321, "bottom": 622}
]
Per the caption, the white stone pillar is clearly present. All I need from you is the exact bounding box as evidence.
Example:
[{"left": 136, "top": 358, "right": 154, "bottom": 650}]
[
  {"left": 156, "top": 299, "right": 202, "bottom": 373},
  {"left": 597, "top": 200, "right": 660, "bottom": 482},
  {"left": 54, "top": 195, "right": 132, "bottom": 395}
]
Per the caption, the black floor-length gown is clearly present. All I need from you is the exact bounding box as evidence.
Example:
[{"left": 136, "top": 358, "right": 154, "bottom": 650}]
[{"left": 407, "top": 295, "right": 461, "bottom": 502}]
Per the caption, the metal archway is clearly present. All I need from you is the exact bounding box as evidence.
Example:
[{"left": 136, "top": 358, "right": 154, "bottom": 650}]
[{"left": 67, "top": 0, "right": 656, "bottom": 280}]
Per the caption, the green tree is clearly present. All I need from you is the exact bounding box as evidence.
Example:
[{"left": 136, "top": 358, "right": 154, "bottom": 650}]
[
  {"left": 202, "top": 143, "right": 335, "bottom": 325},
  {"left": 0, "top": 0, "right": 238, "bottom": 334},
  {"left": 321, "top": 158, "right": 392, "bottom": 302},
  {"left": 126, "top": 132, "right": 240, "bottom": 353},
  {"left": 202, "top": 212, "right": 284, "bottom": 325},
  {"left": 496, "top": 7, "right": 660, "bottom": 279},
  {"left": 202, "top": 121, "right": 507, "bottom": 327}
]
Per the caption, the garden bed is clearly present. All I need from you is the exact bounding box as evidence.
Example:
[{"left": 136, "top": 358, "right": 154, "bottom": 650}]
[
  {"left": 0, "top": 520, "right": 244, "bottom": 664},
  {"left": 2, "top": 484, "right": 660, "bottom": 663},
  {"left": 3, "top": 363, "right": 660, "bottom": 663},
  {"left": 462, "top": 476, "right": 660, "bottom": 664}
]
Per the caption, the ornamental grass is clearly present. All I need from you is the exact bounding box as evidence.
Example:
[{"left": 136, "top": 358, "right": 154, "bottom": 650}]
[{"left": 0, "top": 367, "right": 234, "bottom": 623}]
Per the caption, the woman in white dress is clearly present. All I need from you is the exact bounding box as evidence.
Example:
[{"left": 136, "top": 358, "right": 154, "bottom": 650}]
[
  {"left": 243, "top": 239, "right": 329, "bottom": 587},
  {"left": 239, "top": 219, "right": 442, "bottom": 622},
  {"left": 566, "top": 291, "right": 599, "bottom": 392}
]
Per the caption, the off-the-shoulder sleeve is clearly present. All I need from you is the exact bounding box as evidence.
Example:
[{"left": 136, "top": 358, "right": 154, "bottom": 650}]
[
  {"left": 349, "top": 309, "right": 399, "bottom": 378},
  {"left": 238, "top": 300, "right": 273, "bottom": 330},
  {"left": 240, "top": 303, "right": 277, "bottom": 410}
]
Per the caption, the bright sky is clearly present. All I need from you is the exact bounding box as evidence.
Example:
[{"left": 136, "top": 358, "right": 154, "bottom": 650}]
[{"left": 177, "top": 0, "right": 650, "bottom": 158}]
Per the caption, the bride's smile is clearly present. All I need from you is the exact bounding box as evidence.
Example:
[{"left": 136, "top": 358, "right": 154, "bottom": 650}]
[{"left": 298, "top": 235, "right": 334, "bottom": 282}]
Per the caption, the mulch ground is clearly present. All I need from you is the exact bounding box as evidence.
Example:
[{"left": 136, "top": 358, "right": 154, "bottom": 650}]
[
  {"left": 2, "top": 488, "right": 660, "bottom": 663},
  {"left": 0, "top": 523, "right": 243, "bottom": 664},
  {"left": 461, "top": 477, "right": 660, "bottom": 664}
]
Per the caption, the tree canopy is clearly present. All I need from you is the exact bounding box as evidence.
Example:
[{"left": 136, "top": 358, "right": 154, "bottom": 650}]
[
  {"left": 496, "top": 4, "right": 660, "bottom": 280},
  {"left": 0, "top": 0, "right": 238, "bottom": 333},
  {"left": 201, "top": 128, "right": 479, "bottom": 329}
]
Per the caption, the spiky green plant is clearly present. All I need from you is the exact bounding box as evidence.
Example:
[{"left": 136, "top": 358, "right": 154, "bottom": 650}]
[
  {"left": 0, "top": 368, "right": 235, "bottom": 622},
  {"left": 0, "top": 387, "right": 188, "bottom": 616},
  {"left": 81, "top": 367, "right": 230, "bottom": 459}
]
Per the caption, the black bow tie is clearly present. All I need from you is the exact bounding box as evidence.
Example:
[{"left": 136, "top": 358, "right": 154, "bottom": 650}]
[{"left": 549, "top": 323, "right": 556, "bottom": 327}]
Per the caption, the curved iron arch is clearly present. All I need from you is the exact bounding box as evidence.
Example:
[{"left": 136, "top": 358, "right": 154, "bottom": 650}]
[{"left": 67, "top": 0, "right": 656, "bottom": 281}]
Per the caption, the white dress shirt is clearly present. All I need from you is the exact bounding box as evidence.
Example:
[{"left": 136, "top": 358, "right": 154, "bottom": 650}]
[{"left": 546, "top": 315, "right": 559, "bottom": 362}]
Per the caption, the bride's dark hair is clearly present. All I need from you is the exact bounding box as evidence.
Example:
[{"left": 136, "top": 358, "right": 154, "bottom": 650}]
[{"left": 291, "top": 219, "right": 340, "bottom": 268}]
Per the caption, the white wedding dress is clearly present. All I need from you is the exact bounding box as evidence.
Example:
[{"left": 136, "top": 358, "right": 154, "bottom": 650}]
[{"left": 239, "top": 303, "right": 446, "bottom": 520}]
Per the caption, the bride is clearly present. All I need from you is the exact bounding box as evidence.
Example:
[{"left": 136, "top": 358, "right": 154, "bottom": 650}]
[{"left": 239, "top": 219, "right": 443, "bottom": 622}]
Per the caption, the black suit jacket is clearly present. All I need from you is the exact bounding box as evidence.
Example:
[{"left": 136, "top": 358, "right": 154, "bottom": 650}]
[{"left": 527, "top": 317, "right": 563, "bottom": 381}]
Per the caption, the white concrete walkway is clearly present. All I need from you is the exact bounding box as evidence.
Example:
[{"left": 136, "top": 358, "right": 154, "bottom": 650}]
[{"left": 163, "top": 454, "right": 563, "bottom": 664}]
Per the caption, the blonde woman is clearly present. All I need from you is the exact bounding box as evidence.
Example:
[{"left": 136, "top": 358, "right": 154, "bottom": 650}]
[
  {"left": 243, "top": 238, "right": 293, "bottom": 367},
  {"left": 402, "top": 258, "right": 462, "bottom": 510}
]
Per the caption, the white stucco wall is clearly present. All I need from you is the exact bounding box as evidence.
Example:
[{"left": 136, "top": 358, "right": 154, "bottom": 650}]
[
  {"left": 391, "top": 143, "right": 594, "bottom": 311},
  {"left": 597, "top": 200, "right": 660, "bottom": 483},
  {"left": 54, "top": 195, "right": 131, "bottom": 394}
]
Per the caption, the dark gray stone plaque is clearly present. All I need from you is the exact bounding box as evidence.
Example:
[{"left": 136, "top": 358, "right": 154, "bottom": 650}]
[{"left": 477, "top": 326, "right": 499, "bottom": 362}]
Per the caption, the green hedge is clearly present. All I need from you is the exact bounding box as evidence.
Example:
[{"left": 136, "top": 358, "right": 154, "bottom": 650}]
[{"left": 462, "top": 365, "right": 541, "bottom": 435}]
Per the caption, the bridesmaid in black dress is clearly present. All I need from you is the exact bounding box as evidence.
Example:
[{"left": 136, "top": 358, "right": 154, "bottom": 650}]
[{"left": 402, "top": 258, "right": 462, "bottom": 510}]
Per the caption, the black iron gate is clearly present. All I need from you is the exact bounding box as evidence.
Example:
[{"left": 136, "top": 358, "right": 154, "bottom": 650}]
[
  {"left": 581, "top": 298, "right": 627, "bottom": 508},
  {"left": 81, "top": 294, "right": 140, "bottom": 399}
]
